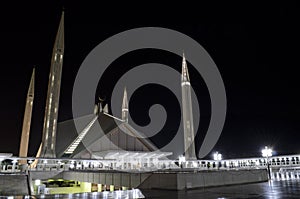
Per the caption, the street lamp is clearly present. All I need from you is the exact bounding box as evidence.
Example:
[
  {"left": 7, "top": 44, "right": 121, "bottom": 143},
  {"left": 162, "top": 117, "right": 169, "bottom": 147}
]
[
  {"left": 213, "top": 152, "right": 222, "bottom": 161},
  {"left": 261, "top": 146, "right": 272, "bottom": 180},
  {"left": 213, "top": 152, "right": 222, "bottom": 169},
  {"left": 178, "top": 155, "right": 186, "bottom": 168}
]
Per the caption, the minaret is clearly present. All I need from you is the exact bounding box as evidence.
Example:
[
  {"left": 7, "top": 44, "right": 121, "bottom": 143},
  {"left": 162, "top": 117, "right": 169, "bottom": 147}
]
[
  {"left": 181, "top": 53, "right": 197, "bottom": 160},
  {"left": 40, "top": 12, "right": 64, "bottom": 158},
  {"left": 19, "top": 69, "right": 35, "bottom": 164},
  {"left": 122, "top": 87, "right": 128, "bottom": 122}
]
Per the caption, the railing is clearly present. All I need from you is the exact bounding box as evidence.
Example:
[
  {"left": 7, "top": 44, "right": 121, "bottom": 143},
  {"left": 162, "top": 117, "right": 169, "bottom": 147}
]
[{"left": 1, "top": 154, "right": 300, "bottom": 173}]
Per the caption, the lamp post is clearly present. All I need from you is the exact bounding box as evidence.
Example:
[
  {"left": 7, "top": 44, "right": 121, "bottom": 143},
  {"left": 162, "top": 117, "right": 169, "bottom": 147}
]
[
  {"left": 261, "top": 146, "right": 272, "bottom": 180},
  {"left": 179, "top": 155, "right": 186, "bottom": 169},
  {"left": 213, "top": 152, "right": 222, "bottom": 170}
]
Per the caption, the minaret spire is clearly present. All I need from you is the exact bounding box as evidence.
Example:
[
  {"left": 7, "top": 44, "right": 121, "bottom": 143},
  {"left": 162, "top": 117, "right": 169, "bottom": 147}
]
[
  {"left": 181, "top": 53, "right": 197, "bottom": 160},
  {"left": 181, "top": 52, "right": 190, "bottom": 82},
  {"left": 122, "top": 87, "right": 128, "bottom": 122},
  {"left": 19, "top": 68, "right": 35, "bottom": 164},
  {"left": 40, "top": 12, "right": 64, "bottom": 158}
]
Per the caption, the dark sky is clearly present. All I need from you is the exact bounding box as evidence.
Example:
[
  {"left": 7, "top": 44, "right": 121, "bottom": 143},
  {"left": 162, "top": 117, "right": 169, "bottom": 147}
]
[{"left": 0, "top": 2, "right": 299, "bottom": 159}]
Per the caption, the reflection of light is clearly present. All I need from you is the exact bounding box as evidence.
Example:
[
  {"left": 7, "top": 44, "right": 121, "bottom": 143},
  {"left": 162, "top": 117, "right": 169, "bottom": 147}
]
[
  {"left": 103, "top": 191, "right": 108, "bottom": 199},
  {"left": 268, "top": 179, "right": 274, "bottom": 189},
  {"left": 92, "top": 192, "right": 98, "bottom": 199},
  {"left": 132, "top": 188, "right": 138, "bottom": 198},
  {"left": 116, "top": 190, "right": 122, "bottom": 198}
]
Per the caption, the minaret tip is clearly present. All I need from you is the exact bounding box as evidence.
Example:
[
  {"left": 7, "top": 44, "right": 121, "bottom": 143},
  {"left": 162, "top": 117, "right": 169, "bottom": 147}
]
[
  {"left": 122, "top": 87, "right": 128, "bottom": 110},
  {"left": 181, "top": 53, "right": 190, "bottom": 82},
  {"left": 31, "top": 67, "right": 35, "bottom": 78},
  {"left": 28, "top": 68, "right": 35, "bottom": 97},
  {"left": 122, "top": 87, "right": 129, "bottom": 122},
  {"left": 53, "top": 11, "right": 64, "bottom": 54}
]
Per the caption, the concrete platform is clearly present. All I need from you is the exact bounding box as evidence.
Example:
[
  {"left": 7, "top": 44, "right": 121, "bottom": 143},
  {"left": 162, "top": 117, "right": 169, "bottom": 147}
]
[
  {"left": 54, "top": 169, "right": 268, "bottom": 190},
  {"left": 139, "top": 169, "right": 268, "bottom": 190},
  {"left": 0, "top": 173, "right": 31, "bottom": 195}
]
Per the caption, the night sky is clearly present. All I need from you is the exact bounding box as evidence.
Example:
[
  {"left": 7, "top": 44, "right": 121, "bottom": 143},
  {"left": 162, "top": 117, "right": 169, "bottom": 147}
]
[{"left": 0, "top": 2, "right": 299, "bottom": 159}]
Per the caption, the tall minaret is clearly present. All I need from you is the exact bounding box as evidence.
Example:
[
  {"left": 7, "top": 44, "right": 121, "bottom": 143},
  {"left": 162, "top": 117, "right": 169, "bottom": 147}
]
[
  {"left": 122, "top": 87, "right": 128, "bottom": 122},
  {"left": 40, "top": 12, "right": 64, "bottom": 158},
  {"left": 19, "top": 69, "right": 35, "bottom": 164},
  {"left": 181, "top": 53, "right": 197, "bottom": 160}
]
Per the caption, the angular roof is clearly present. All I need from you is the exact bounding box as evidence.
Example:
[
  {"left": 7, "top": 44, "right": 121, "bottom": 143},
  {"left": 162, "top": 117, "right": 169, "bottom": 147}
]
[{"left": 56, "top": 112, "right": 159, "bottom": 158}]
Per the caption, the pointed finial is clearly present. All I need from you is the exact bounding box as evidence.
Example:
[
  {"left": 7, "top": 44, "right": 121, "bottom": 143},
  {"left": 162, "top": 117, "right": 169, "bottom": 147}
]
[
  {"left": 28, "top": 68, "right": 35, "bottom": 97},
  {"left": 122, "top": 87, "right": 129, "bottom": 122},
  {"left": 53, "top": 12, "right": 64, "bottom": 54},
  {"left": 181, "top": 52, "right": 190, "bottom": 82},
  {"left": 122, "top": 87, "right": 128, "bottom": 110}
]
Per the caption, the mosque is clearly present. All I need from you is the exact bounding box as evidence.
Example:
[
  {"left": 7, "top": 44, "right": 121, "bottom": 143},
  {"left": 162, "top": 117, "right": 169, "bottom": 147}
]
[{"left": 19, "top": 12, "right": 197, "bottom": 168}]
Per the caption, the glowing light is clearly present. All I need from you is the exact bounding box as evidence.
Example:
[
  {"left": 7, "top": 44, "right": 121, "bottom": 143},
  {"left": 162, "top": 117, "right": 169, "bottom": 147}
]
[
  {"left": 255, "top": 160, "right": 260, "bottom": 166},
  {"left": 83, "top": 161, "right": 89, "bottom": 167},
  {"left": 261, "top": 146, "right": 273, "bottom": 158},
  {"left": 234, "top": 161, "right": 239, "bottom": 167},
  {"left": 193, "top": 161, "right": 198, "bottom": 167},
  {"left": 213, "top": 152, "right": 222, "bottom": 161},
  {"left": 35, "top": 179, "right": 41, "bottom": 186},
  {"left": 69, "top": 164, "right": 74, "bottom": 169},
  {"left": 178, "top": 155, "right": 186, "bottom": 165}
]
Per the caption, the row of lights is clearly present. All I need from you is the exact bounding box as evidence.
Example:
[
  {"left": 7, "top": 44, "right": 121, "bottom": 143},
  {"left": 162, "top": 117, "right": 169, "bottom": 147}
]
[
  {"left": 213, "top": 146, "right": 273, "bottom": 160},
  {"left": 179, "top": 146, "right": 273, "bottom": 162},
  {"left": 213, "top": 147, "right": 273, "bottom": 161}
]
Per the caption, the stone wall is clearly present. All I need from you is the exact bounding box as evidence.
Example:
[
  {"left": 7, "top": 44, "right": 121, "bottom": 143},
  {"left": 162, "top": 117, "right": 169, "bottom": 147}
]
[
  {"left": 30, "top": 169, "right": 268, "bottom": 191},
  {"left": 63, "top": 171, "right": 152, "bottom": 188},
  {"left": 139, "top": 169, "right": 268, "bottom": 190},
  {"left": 0, "top": 173, "right": 30, "bottom": 195}
]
